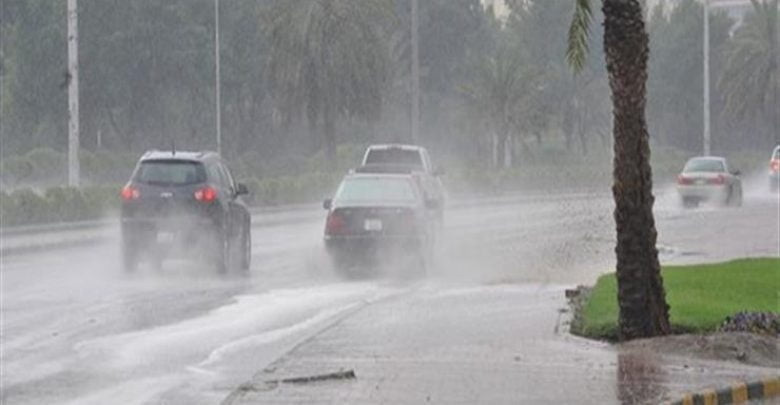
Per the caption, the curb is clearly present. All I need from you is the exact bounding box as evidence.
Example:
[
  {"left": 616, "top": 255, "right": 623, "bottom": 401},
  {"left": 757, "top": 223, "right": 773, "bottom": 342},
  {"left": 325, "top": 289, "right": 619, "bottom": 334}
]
[{"left": 668, "top": 376, "right": 779, "bottom": 405}]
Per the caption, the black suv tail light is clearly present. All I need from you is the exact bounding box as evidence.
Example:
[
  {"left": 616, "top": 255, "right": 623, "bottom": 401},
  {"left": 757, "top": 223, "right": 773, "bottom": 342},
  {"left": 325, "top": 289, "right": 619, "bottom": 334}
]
[
  {"left": 194, "top": 186, "right": 218, "bottom": 203},
  {"left": 121, "top": 185, "right": 140, "bottom": 201}
]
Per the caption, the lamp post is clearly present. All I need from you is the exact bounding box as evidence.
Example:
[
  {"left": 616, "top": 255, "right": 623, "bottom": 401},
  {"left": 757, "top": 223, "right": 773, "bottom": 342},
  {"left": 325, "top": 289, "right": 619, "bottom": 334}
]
[
  {"left": 703, "top": 0, "right": 711, "bottom": 156},
  {"left": 67, "top": 0, "right": 80, "bottom": 186},
  {"left": 410, "top": 0, "right": 419, "bottom": 144},
  {"left": 214, "top": 0, "right": 222, "bottom": 155}
]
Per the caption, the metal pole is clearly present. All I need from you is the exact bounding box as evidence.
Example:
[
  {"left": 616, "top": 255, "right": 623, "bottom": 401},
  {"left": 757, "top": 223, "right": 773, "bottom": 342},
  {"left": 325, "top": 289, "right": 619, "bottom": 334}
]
[
  {"left": 410, "top": 0, "right": 419, "bottom": 144},
  {"left": 67, "top": 0, "right": 80, "bottom": 186},
  {"left": 703, "top": 0, "right": 711, "bottom": 156},
  {"left": 214, "top": 0, "right": 222, "bottom": 155}
]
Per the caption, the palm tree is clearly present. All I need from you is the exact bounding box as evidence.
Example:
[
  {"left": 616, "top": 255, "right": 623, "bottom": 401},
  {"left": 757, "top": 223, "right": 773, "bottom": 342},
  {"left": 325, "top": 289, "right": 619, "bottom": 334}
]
[
  {"left": 567, "top": 0, "right": 671, "bottom": 340},
  {"left": 718, "top": 0, "right": 778, "bottom": 143},
  {"left": 462, "top": 44, "right": 533, "bottom": 167},
  {"left": 265, "top": 0, "right": 393, "bottom": 162}
]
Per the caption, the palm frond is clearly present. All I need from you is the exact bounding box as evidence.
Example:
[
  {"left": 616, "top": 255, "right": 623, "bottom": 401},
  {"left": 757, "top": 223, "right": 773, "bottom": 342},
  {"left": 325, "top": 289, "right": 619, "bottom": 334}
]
[{"left": 566, "top": 0, "right": 593, "bottom": 74}]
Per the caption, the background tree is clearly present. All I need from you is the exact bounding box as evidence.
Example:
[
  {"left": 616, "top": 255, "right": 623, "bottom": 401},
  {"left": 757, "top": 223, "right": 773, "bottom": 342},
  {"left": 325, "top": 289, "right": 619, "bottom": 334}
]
[
  {"left": 568, "top": 0, "right": 671, "bottom": 340},
  {"left": 718, "top": 0, "right": 778, "bottom": 146},
  {"left": 462, "top": 41, "right": 541, "bottom": 168},
  {"left": 646, "top": 0, "right": 734, "bottom": 151},
  {"left": 265, "top": 0, "right": 393, "bottom": 163}
]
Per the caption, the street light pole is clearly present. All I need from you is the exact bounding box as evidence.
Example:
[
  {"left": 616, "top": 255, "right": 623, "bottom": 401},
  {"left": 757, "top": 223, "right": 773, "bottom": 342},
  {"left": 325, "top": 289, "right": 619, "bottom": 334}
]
[
  {"left": 703, "top": 0, "right": 711, "bottom": 156},
  {"left": 214, "top": 0, "right": 222, "bottom": 155},
  {"left": 410, "top": 0, "right": 420, "bottom": 144},
  {"left": 67, "top": 0, "right": 80, "bottom": 186}
]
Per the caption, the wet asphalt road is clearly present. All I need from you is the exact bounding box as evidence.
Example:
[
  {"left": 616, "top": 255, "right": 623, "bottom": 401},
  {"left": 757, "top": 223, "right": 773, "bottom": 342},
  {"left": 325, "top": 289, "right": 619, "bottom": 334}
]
[{"left": 1, "top": 187, "right": 778, "bottom": 404}]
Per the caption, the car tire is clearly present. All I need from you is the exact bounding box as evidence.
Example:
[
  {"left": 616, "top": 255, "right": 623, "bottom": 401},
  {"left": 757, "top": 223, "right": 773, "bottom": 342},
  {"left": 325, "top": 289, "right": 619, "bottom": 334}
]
[
  {"left": 682, "top": 197, "right": 698, "bottom": 209},
  {"left": 122, "top": 242, "right": 138, "bottom": 273},
  {"left": 331, "top": 254, "right": 362, "bottom": 279},
  {"left": 726, "top": 186, "right": 742, "bottom": 207},
  {"left": 732, "top": 188, "right": 743, "bottom": 207},
  {"left": 240, "top": 225, "right": 251, "bottom": 272},
  {"left": 213, "top": 229, "right": 230, "bottom": 275}
]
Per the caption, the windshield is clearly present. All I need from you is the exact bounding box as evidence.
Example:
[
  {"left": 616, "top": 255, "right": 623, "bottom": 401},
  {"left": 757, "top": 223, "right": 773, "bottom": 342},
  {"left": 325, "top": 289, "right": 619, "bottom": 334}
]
[
  {"left": 683, "top": 159, "right": 725, "bottom": 173},
  {"left": 335, "top": 177, "right": 418, "bottom": 204},
  {"left": 365, "top": 149, "right": 423, "bottom": 167},
  {"left": 135, "top": 160, "right": 206, "bottom": 185}
]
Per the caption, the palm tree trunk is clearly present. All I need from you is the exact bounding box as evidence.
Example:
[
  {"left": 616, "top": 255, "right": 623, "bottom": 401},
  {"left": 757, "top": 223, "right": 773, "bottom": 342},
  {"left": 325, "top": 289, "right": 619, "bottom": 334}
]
[{"left": 602, "top": 0, "right": 670, "bottom": 341}]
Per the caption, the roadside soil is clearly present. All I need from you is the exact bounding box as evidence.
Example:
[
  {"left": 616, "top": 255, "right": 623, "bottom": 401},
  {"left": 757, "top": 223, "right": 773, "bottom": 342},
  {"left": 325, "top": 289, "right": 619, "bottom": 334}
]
[{"left": 619, "top": 332, "right": 779, "bottom": 368}]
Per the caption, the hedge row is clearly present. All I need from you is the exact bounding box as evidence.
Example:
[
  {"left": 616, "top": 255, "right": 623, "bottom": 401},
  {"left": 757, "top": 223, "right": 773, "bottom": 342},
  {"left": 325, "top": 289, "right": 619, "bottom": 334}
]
[
  {"left": 0, "top": 172, "right": 344, "bottom": 227},
  {"left": 0, "top": 186, "right": 119, "bottom": 227},
  {"left": 242, "top": 172, "right": 341, "bottom": 206},
  {"left": 1, "top": 147, "right": 137, "bottom": 187}
]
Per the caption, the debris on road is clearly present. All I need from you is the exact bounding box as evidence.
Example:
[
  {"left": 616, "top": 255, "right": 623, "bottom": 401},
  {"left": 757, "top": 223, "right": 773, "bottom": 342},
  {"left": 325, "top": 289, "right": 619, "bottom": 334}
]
[{"left": 269, "top": 369, "right": 357, "bottom": 385}]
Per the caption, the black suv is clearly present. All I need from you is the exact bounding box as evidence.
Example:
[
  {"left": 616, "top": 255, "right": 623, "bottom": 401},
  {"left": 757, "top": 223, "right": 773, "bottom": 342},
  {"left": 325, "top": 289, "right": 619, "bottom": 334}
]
[{"left": 120, "top": 150, "right": 251, "bottom": 274}]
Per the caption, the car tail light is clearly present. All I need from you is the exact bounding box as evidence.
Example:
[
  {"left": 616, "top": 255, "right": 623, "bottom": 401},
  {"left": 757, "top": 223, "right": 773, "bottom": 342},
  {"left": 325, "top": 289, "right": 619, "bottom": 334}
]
[
  {"left": 677, "top": 175, "right": 693, "bottom": 185},
  {"left": 325, "top": 211, "right": 347, "bottom": 235},
  {"left": 120, "top": 185, "right": 140, "bottom": 201},
  {"left": 708, "top": 175, "right": 726, "bottom": 185},
  {"left": 771, "top": 159, "right": 780, "bottom": 172},
  {"left": 194, "top": 186, "right": 218, "bottom": 203}
]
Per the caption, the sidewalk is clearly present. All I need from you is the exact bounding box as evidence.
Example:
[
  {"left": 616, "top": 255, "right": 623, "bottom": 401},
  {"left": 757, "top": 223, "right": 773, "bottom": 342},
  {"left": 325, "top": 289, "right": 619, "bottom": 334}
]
[{"left": 224, "top": 284, "right": 777, "bottom": 404}]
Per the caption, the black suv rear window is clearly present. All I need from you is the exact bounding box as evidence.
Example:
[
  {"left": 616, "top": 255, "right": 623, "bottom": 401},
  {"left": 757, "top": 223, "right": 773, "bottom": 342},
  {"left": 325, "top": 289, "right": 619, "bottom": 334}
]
[
  {"left": 135, "top": 160, "right": 206, "bottom": 185},
  {"left": 365, "top": 149, "right": 423, "bottom": 166}
]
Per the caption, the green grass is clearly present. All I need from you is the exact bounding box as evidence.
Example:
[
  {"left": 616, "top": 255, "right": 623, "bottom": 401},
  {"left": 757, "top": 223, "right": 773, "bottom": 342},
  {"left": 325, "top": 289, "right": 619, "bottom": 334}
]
[{"left": 575, "top": 258, "right": 780, "bottom": 340}]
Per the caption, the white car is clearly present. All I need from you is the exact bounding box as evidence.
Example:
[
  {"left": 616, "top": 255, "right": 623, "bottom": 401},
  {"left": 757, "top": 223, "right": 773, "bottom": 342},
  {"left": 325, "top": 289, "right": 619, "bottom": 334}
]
[
  {"left": 359, "top": 144, "right": 446, "bottom": 224},
  {"left": 676, "top": 156, "right": 742, "bottom": 208}
]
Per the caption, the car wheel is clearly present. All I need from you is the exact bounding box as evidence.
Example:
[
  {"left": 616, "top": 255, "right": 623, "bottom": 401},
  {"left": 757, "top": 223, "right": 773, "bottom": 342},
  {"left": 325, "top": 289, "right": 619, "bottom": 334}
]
[
  {"left": 122, "top": 242, "right": 138, "bottom": 273},
  {"left": 240, "top": 225, "right": 251, "bottom": 271},
  {"left": 733, "top": 188, "right": 743, "bottom": 207},
  {"left": 682, "top": 197, "right": 698, "bottom": 209},
  {"left": 330, "top": 253, "right": 361, "bottom": 279},
  {"left": 213, "top": 229, "right": 230, "bottom": 274}
]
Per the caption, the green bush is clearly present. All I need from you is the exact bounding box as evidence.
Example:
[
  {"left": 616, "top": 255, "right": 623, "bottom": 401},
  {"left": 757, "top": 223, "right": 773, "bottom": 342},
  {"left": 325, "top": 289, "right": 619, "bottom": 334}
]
[
  {"left": 45, "top": 187, "right": 90, "bottom": 222},
  {"left": 5, "top": 188, "right": 51, "bottom": 225},
  {"left": 1, "top": 156, "right": 35, "bottom": 186},
  {"left": 25, "top": 147, "right": 67, "bottom": 183},
  {"left": 0, "top": 185, "right": 120, "bottom": 227},
  {"left": 0, "top": 190, "right": 11, "bottom": 226}
]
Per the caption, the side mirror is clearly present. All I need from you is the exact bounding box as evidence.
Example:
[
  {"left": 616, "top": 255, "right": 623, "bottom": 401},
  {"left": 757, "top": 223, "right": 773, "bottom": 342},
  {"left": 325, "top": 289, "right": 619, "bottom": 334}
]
[
  {"left": 323, "top": 198, "right": 332, "bottom": 210},
  {"left": 236, "top": 182, "right": 249, "bottom": 195},
  {"left": 732, "top": 170, "right": 741, "bottom": 176},
  {"left": 433, "top": 166, "right": 446, "bottom": 176},
  {"left": 425, "top": 198, "right": 440, "bottom": 210}
]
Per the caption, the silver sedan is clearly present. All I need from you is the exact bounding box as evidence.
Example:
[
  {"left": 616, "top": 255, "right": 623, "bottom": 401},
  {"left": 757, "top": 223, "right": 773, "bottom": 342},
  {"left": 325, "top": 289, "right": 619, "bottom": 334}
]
[{"left": 676, "top": 156, "right": 742, "bottom": 208}]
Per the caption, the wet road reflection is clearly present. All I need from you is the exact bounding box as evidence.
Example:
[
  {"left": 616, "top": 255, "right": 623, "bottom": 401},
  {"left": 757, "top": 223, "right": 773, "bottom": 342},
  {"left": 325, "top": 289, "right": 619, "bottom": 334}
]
[{"left": 617, "top": 349, "right": 667, "bottom": 405}]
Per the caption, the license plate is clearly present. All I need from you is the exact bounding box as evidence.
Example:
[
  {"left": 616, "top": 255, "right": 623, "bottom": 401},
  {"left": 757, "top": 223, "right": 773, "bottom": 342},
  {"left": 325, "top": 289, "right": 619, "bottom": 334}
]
[
  {"left": 364, "top": 219, "right": 383, "bottom": 231},
  {"left": 157, "top": 231, "right": 175, "bottom": 244},
  {"left": 695, "top": 179, "right": 706, "bottom": 185}
]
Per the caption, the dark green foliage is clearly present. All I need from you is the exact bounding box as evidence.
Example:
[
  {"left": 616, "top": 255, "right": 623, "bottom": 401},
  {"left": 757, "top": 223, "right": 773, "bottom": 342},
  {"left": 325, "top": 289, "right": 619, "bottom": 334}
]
[{"left": 0, "top": 0, "right": 772, "bottom": 189}]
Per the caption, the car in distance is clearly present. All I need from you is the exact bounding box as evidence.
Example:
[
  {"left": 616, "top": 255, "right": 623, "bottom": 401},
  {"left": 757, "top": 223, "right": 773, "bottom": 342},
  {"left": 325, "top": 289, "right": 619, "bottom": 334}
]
[
  {"left": 676, "top": 156, "right": 742, "bottom": 208},
  {"left": 360, "top": 144, "right": 446, "bottom": 223},
  {"left": 322, "top": 172, "right": 438, "bottom": 277},
  {"left": 120, "top": 150, "right": 251, "bottom": 274},
  {"left": 361, "top": 144, "right": 440, "bottom": 175},
  {"left": 769, "top": 145, "right": 780, "bottom": 192}
]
